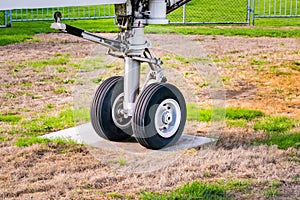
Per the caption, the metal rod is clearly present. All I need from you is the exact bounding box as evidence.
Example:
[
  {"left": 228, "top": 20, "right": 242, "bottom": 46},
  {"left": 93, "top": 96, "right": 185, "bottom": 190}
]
[
  {"left": 280, "top": 0, "right": 282, "bottom": 15},
  {"left": 258, "top": 0, "right": 261, "bottom": 15},
  {"left": 269, "top": 0, "right": 271, "bottom": 15},
  {"left": 124, "top": 57, "right": 140, "bottom": 116},
  {"left": 4, "top": 10, "right": 7, "bottom": 27},
  {"left": 290, "top": 0, "right": 293, "bottom": 15},
  {"left": 274, "top": 0, "right": 277, "bottom": 16},
  {"left": 183, "top": 4, "right": 186, "bottom": 23},
  {"left": 296, "top": 0, "right": 298, "bottom": 15},
  {"left": 247, "top": 0, "right": 251, "bottom": 25},
  {"left": 252, "top": 0, "right": 256, "bottom": 25},
  {"left": 285, "top": 0, "right": 287, "bottom": 15}
]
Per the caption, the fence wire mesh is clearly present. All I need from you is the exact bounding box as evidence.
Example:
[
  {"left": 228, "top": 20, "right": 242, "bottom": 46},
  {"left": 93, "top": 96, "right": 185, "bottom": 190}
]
[
  {"left": 11, "top": 5, "right": 115, "bottom": 22},
  {"left": 168, "top": 0, "right": 250, "bottom": 24},
  {"left": 0, "top": 11, "right": 6, "bottom": 27},
  {"left": 3, "top": 1, "right": 300, "bottom": 27}
]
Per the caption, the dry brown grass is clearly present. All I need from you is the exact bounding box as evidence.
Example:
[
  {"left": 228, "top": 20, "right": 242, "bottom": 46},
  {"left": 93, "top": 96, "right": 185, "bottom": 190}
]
[{"left": 0, "top": 33, "right": 299, "bottom": 199}]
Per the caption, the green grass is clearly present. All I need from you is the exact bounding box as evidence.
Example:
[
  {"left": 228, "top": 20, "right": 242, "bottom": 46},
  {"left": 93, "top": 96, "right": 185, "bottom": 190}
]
[
  {"left": 168, "top": 0, "right": 247, "bottom": 23},
  {"left": 20, "top": 109, "right": 75, "bottom": 136},
  {"left": 73, "top": 107, "right": 90, "bottom": 124},
  {"left": 106, "top": 193, "right": 123, "bottom": 199},
  {"left": 187, "top": 104, "right": 264, "bottom": 123},
  {"left": 227, "top": 120, "right": 247, "bottom": 128},
  {"left": 76, "top": 56, "right": 106, "bottom": 71},
  {"left": 255, "top": 18, "right": 300, "bottom": 27},
  {"left": 187, "top": 104, "right": 212, "bottom": 122},
  {"left": 118, "top": 158, "right": 127, "bottom": 166},
  {"left": 6, "top": 107, "right": 90, "bottom": 138},
  {"left": 254, "top": 116, "right": 295, "bottom": 133},
  {"left": 6, "top": 107, "right": 90, "bottom": 147},
  {"left": 258, "top": 132, "right": 300, "bottom": 150},
  {"left": 92, "top": 77, "right": 104, "bottom": 84},
  {"left": 15, "top": 136, "right": 77, "bottom": 147},
  {"left": 0, "top": 136, "right": 9, "bottom": 142},
  {"left": 0, "top": 19, "right": 118, "bottom": 46},
  {"left": 54, "top": 87, "right": 68, "bottom": 94},
  {"left": 28, "top": 57, "right": 70, "bottom": 67},
  {"left": 253, "top": 115, "right": 299, "bottom": 149},
  {"left": 0, "top": 22, "right": 54, "bottom": 46},
  {"left": 0, "top": 114, "right": 22, "bottom": 123},
  {"left": 289, "top": 61, "right": 300, "bottom": 71},
  {"left": 250, "top": 59, "right": 270, "bottom": 66},
  {"left": 239, "top": 113, "right": 300, "bottom": 149},
  {"left": 1, "top": 16, "right": 300, "bottom": 47},
  {"left": 140, "top": 181, "right": 228, "bottom": 200},
  {"left": 174, "top": 55, "right": 206, "bottom": 64},
  {"left": 226, "top": 108, "right": 264, "bottom": 121},
  {"left": 263, "top": 180, "right": 281, "bottom": 199},
  {"left": 21, "top": 82, "right": 33, "bottom": 87},
  {"left": 146, "top": 24, "right": 300, "bottom": 38},
  {"left": 226, "top": 180, "right": 252, "bottom": 192},
  {"left": 264, "top": 188, "right": 279, "bottom": 199},
  {"left": 61, "top": 79, "right": 75, "bottom": 84},
  {"left": 140, "top": 180, "right": 255, "bottom": 200}
]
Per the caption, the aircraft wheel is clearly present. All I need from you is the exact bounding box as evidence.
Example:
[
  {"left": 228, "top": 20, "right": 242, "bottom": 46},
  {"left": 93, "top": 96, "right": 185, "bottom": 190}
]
[
  {"left": 90, "top": 76, "right": 132, "bottom": 141},
  {"left": 133, "top": 83, "right": 186, "bottom": 149}
]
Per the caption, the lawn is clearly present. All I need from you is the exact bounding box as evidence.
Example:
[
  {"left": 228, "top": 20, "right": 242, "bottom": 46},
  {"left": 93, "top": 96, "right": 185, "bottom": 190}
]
[
  {"left": 1, "top": 1, "right": 300, "bottom": 46},
  {"left": 0, "top": 3, "right": 299, "bottom": 199}
]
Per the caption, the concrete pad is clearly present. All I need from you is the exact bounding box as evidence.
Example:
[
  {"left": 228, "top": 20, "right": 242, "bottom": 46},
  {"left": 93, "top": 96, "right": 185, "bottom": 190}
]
[
  {"left": 42, "top": 123, "right": 217, "bottom": 172},
  {"left": 42, "top": 123, "right": 216, "bottom": 152}
]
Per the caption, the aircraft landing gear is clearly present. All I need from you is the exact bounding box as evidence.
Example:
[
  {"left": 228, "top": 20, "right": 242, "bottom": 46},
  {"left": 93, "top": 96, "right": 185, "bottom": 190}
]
[{"left": 51, "top": 2, "right": 187, "bottom": 149}]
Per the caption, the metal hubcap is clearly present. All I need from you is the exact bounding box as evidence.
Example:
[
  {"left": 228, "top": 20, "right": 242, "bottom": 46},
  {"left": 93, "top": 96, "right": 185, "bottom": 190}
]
[
  {"left": 162, "top": 111, "right": 173, "bottom": 124},
  {"left": 112, "top": 93, "right": 131, "bottom": 129},
  {"left": 154, "top": 99, "right": 181, "bottom": 138}
]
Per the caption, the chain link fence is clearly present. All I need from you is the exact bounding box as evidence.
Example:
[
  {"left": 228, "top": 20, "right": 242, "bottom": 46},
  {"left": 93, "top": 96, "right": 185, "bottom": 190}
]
[
  {"left": 0, "top": 11, "right": 11, "bottom": 27},
  {"left": 0, "top": 11, "right": 5, "bottom": 27},
  {"left": 168, "top": 0, "right": 251, "bottom": 24},
  {"left": 2, "top": 1, "right": 299, "bottom": 27},
  {"left": 11, "top": 5, "right": 115, "bottom": 22},
  {"left": 2, "top": 1, "right": 251, "bottom": 26}
]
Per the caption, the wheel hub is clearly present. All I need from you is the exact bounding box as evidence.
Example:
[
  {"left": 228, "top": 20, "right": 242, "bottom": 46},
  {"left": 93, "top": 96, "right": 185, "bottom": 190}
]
[
  {"left": 112, "top": 93, "right": 132, "bottom": 129},
  {"left": 155, "top": 99, "right": 181, "bottom": 138},
  {"left": 162, "top": 111, "right": 173, "bottom": 125}
]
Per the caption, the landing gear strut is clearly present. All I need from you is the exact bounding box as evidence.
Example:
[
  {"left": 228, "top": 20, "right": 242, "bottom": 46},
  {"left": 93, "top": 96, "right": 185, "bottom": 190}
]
[{"left": 51, "top": 0, "right": 188, "bottom": 149}]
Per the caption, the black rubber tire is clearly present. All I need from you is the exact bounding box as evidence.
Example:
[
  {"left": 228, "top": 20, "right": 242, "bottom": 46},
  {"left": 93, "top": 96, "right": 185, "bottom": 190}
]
[
  {"left": 132, "top": 83, "right": 186, "bottom": 150},
  {"left": 90, "top": 76, "right": 132, "bottom": 141}
]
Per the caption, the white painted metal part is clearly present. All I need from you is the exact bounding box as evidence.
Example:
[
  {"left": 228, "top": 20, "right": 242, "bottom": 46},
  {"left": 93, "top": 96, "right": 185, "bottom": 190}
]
[
  {"left": 148, "top": 0, "right": 169, "bottom": 24},
  {"left": 0, "top": 0, "right": 126, "bottom": 10}
]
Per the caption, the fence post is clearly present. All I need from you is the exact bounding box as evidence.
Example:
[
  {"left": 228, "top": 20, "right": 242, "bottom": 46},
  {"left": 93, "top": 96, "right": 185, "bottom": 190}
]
[
  {"left": 10, "top": 10, "right": 12, "bottom": 26},
  {"left": 183, "top": 4, "right": 186, "bottom": 23},
  {"left": 4, "top": 10, "right": 7, "bottom": 27},
  {"left": 247, "top": 0, "right": 251, "bottom": 25},
  {"left": 252, "top": 0, "right": 256, "bottom": 25},
  {"left": 3, "top": 10, "right": 12, "bottom": 27}
]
